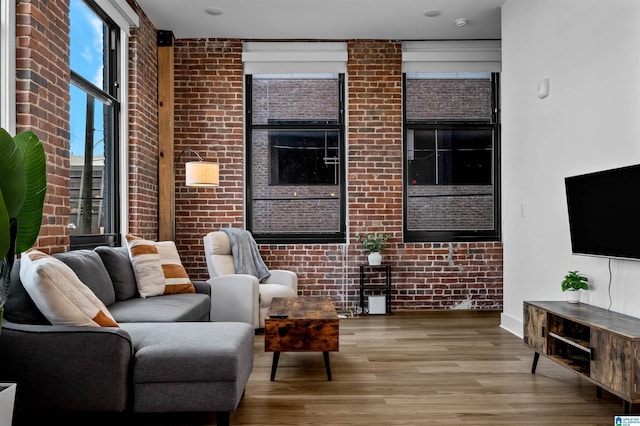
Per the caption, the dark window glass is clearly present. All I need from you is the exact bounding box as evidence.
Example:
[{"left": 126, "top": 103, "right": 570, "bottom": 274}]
[
  {"left": 404, "top": 73, "right": 500, "bottom": 242},
  {"left": 269, "top": 129, "right": 339, "bottom": 185}
]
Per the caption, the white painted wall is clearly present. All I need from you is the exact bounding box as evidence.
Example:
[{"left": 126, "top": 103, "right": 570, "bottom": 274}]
[{"left": 500, "top": 0, "right": 640, "bottom": 336}]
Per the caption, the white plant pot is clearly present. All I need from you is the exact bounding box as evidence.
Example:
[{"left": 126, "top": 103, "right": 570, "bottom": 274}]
[
  {"left": 566, "top": 289, "right": 581, "bottom": 304},
  {"left": 0, "top": 383, "right": 16, "bottom": 426},
  {"left": 368, "top": 252, "right": 382, "bottom": 266}
]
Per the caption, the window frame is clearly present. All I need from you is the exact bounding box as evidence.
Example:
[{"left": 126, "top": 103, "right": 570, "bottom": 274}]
[
  {"left": 403, "top": 72, "right": 501, "bottom": 243},
  {"left": 0, "top": 0, "right": 15, "bottom": 132},
  {"left": 69, "top": 0, "right": 123, "bottom": 250},
  {"left": 245, "top": 73, "right": 347, "bottom": 244}
]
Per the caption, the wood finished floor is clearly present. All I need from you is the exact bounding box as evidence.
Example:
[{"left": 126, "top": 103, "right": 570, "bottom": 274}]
[{"left": 15, "top": 311, "right": 630, "bottom": 425}]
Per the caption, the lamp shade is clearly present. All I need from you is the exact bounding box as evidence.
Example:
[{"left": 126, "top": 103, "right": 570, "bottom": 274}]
[{"left": 185, "top": 161, "right": 219, "bottom": 187}]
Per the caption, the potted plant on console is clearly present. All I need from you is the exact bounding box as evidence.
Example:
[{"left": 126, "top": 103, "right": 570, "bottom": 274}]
[
  {"left": 561, "top": 270, "right": 589, "bottom": 304},
  {"left": 356, "top": 232, "right": 390, "bottom": 266}
]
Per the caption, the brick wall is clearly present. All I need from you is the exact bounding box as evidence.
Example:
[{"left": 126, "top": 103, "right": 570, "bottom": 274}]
[
  {"left": 15, "top": 0, "right": 71, "bottom": 254},
  {"left": 126, "top": 1, "right": 159, "bottom": 238},
  {"left": 172, "top": 39, "right": 245, "bottom": 271},
  {"left": 171, "top": 38, "right": 503, "bottom": 311},
  {"left": 15, "top": 1, "right": 503, "bottom": 310}
]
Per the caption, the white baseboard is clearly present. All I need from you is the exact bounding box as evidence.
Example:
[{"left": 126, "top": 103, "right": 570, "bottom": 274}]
[{"left": 499, "top": 311, "right": 523, "bottom": 339}]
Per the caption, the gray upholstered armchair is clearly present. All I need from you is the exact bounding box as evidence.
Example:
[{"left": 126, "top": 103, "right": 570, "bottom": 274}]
[{"left": 203, "top": 230, "right": 297, "bottom": 329}]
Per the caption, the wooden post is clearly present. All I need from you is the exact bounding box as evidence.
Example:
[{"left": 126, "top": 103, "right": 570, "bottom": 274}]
[{"left": 157, "top": 30, "right": 174, "bottom": 241}]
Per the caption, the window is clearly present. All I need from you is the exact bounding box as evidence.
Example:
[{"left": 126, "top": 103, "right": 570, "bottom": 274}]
[
  {"left": 0, "top": 0, "right": 15, "bottom": 131},
  {"left": 68, "top": 0, "right": 137, "bottom": 249},
  {"left": 246, "top": 74, "right": 346, "bottom": 243},
  {"left": 268, "top": 127, "right": 340, "bottom": 185},
  {"left": 408, "top": 128, "right": 493, "bottom": 185},
  {"left": 404, "top": 72, "right": 500, "bottom": 242},
  {"left": 69, "top": 0, "right": 118, "bottom": 248}
]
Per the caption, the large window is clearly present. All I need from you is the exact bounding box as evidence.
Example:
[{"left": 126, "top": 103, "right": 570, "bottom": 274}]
[
  {"left": 68, "top": 0, "right": 124, "bottom": 249},
  {"left": 246, "top": 74, "right": 346, "bottom": 243},
  {"left": 0, "top": 0, "right": 15, "bottom": 131},
  {"left": 404, "top": 72, "right": 500, "bottom": 242}
]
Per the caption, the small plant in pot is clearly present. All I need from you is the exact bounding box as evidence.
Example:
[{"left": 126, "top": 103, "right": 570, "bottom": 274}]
[
  {"left": 561, "top": 270, "right": 589, "bottom": 304},
  {"left": 356, "top": 232, "right": 390, "bottom": 266}
]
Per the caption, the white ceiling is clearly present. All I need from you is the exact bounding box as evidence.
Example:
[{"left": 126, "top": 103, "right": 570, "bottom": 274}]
[{"left": 136, "top": 0, "right": 505, "bottom": 40}]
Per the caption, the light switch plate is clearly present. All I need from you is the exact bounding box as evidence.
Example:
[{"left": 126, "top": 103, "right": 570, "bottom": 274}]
[{"left": 537, "top": 78, "right": 550, "bottom": 99}]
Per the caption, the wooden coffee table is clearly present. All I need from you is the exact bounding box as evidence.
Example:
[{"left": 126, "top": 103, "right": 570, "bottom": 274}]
[{"left": 265, "top": 296, "right": 339, "bottom": 381}]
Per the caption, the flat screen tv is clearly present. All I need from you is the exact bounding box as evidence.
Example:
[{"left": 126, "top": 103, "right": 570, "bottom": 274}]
[{"left": 565, "top": 163, "right": 640, "bottom": 260}]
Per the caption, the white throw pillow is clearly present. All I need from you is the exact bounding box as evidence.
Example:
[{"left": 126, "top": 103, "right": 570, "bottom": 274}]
[{"left": 19, "top": 249, "right": 119, "bottom": 327}]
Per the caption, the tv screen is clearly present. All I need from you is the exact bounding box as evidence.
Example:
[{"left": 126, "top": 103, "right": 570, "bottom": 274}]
[{"left": 565, "top": 164, "right": 640, "bottom": 260}]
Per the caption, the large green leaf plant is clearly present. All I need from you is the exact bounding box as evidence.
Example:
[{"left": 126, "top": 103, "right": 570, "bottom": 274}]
[{"left": 0, "top": 128, "right": 46, "bottom": 328}]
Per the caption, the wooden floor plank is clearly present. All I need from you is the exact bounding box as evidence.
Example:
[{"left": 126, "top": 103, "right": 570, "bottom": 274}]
[{"left": 13, "top": 311, "right": 630, "bottom": 425}]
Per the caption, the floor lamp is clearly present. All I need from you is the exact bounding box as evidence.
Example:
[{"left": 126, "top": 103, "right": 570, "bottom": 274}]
[{"left": 174, "top": 148, "right": 219, "bottom": 240}]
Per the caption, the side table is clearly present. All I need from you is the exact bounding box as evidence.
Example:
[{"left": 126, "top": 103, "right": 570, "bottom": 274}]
[
  {"left": 359, "top": 264, "right": 391, "bottom": 314},
  {"left": 265, "top": 297, "right": 339, "bottom": 381}
]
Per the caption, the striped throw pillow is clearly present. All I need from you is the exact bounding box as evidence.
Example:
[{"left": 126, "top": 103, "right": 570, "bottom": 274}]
[
  {"left": 19, "top": 249, "right": 119, "bottom": 327},
  {"left": 125, "top": 234, "right": 196, "bottom": 298}
]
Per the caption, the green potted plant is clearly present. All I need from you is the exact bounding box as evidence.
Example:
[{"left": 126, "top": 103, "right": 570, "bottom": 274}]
[
  {"left": 0, "top": 128, "right": 47, "bottom": 332},
  {"left": 561, "top": 270, "right": 589, "bottom": 304},
  {"left": 356, "top": 232, "right": 390, "bottom": 265}
]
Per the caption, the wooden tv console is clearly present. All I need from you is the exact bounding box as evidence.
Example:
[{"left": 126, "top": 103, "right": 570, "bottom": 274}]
[{"left": 523, "top": 301, "right": 640, "bottom": 413}]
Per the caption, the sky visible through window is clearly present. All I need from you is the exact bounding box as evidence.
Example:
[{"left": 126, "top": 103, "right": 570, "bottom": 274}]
[{"left": 69, "top": 0, "right": 105, "bottom": 157}]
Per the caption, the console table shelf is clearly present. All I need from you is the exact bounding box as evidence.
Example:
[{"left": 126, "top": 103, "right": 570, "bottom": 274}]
[{"left": 524, "top": 301, "right": 640, "bottom": 413}]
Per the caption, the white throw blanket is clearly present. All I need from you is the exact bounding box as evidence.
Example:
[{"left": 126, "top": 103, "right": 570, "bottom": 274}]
[{"left": 220, "top": 228, "right": 271, "bottom": 282}]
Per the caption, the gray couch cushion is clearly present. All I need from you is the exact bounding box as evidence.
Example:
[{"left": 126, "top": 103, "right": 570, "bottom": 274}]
[
  {"left": 4, "top": 258, "right": 50, "bottom": 325},
  {"left": 95, "top": 246, "right": 138, "bottom": 301},
  {"left": 124, "top": 321, "right": 254, "bottom": 413},
  {"left": 5, "top": 250, "right": 116, "bottom": 324},
  {"left": 108, "top": 293, "right": 211, "bottom": 323},
  {"left": 123, "top": 322, "right": 254, "bottom": 383},
  {"left": 54, "top": 250, "right": 116, "bottom": 306}
]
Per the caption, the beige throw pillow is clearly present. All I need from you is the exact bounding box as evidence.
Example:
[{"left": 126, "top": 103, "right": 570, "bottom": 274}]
[
  {"left": 19, "top": 249, "right": 119, "bottom": 327},
  {"left": 125, "top": 234, "right": 196, "bottom": 298}
]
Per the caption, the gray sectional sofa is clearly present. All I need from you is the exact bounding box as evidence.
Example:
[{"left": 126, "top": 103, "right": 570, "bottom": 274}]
[{"left": 0, "top": 246, "right": 254, "bottom": 426}]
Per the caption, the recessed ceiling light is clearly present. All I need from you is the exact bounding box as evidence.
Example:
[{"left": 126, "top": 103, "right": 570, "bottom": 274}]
[
  {"left": 454, "top": 18, "right": 468, "bottom": 27},
  {"left": 423, "top": 9, "right": 442, "bottom": 18},
  {"left": 204, "top": 7, "right": 223, "bottom": 16}
]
